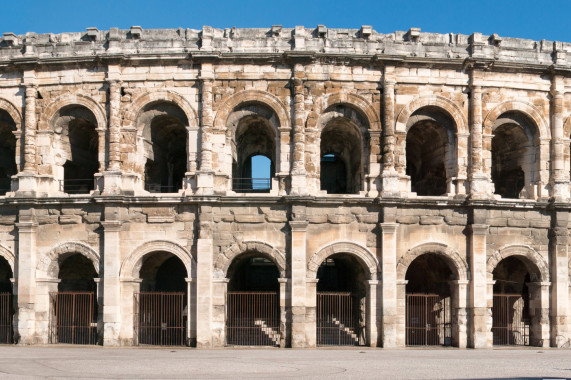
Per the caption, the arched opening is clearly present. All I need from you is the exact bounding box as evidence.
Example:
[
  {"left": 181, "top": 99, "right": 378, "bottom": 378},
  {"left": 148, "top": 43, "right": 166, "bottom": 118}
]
[
  {"left": 0, "top": 110, "right": 17, "bottom": 196},
  {"left": 52, "top": 253, "right": 98, "bottom": 344},
  {"left": 0, "top": 257, "right": 13, "bottom": 344},
  {"left": 226, "top": 252, "right": 280, "bottom": 346},
  {"left": 231, "top": 108, "right": 276, "bottom": 193},
  {"left": 491, "top": 112, "right": 538, "bottom": 199},
  {"left": 406, "top": 107, "right": 456, "bottom": 196},
  {"left": 320, "top": 108, "right": 364, "bottom": 194},
  {"left": 316, "top": 254, "right": 367, "bottom": 346},
  {"left": 136, "top": 251, "right": 188, "bottom": 346},
  {"left": 492, "top": 256, "right": 543, "bottom": 346},
  {"left": 405, "top": 253, "right": 454, "bottom": 346},
  {"left": 54, "top": 106, "right": 99, "bottom": 194},
  {"left": 139, "top": 102, "right": 188, "bottom": 193}
]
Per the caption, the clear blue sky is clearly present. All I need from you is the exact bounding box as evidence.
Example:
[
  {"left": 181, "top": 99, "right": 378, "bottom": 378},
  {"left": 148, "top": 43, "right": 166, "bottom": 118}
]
[{"left": 4, "top": 0, "right": 571, "bottom": 42}]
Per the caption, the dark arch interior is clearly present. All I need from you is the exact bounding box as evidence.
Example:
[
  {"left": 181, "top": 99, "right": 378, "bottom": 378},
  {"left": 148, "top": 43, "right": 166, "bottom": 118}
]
[
  {"left": 491, "top": 112, "right": 535, "bottom": 199},
  {"left": 493, "top": 256, "right": 531, "bottom": 294},
  {"left": 227, "top": 252, "right": 279, "bottom": 292},
  {"left": 316, "top": 253, "right": 367, "bottom": 295},
  {"left": 232, "top": 113, "right": 275, "bottom": 193},
  {"left": 58, "top": 253, "right": 97, "bottom": 292},
  {"left": 320, "top": 116, "right": 363, "bottom": 195},
  {"left": 140, "top": 252, "right": 188, "bottom": 292},
  {"left": 405, "top": 253, "right": 454, "bottom": 296},
  {"left": 0, "top": 110, "right": 16, "bottom": 195},
  {"left": 141, "top": 102, "right": 188, "bottom": 193},
  {"left": 0, "top": 256, "right": 12, "bottom": 293},
  {"left": 406, "top": 108, "right": 454, "bottom": 196},
  {"left": 55, "top": 106, "right": 99, "bottom": 194}
]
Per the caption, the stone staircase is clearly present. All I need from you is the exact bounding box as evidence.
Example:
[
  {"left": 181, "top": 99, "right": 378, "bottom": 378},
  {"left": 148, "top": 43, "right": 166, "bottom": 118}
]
[
  {"left": 331, "top": 317, "right": 359, "bottom": 343},
  {"left": 254, "top": 320, "right": 281, "bottom": 345}
]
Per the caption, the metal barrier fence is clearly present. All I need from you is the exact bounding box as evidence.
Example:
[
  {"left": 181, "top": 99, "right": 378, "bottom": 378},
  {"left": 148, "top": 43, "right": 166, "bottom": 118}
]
[
  {"left": 226, "top": 291, "right": 280, "bottom": 346},
  {"left": 0, "top": 293, "right": 12, "bottom": 344},
  {"left": 49, "top": 292, "right": 97, "bottom": 345},
  {"left": 232, "top": 178, "right": 271, "bottom": 193},
  {"left": 317, "top": 292, "right": 360, "bottom": 346},
  {"left": 492, "top": 294, "right": 530, "bottom": 346},
  {"left": 406, "top": 294, "right": 451, "bottom": 346},
  {"left": 134, "top": 292, "right": 185, "bottom": 346}
]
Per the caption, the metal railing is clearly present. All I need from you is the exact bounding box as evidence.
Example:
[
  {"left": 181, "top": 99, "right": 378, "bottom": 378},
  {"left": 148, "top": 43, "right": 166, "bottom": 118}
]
[
  {"left": 0, "top": 293, "right": 12, "bottom": 344},
  {"left": 60, "top": 179, "right": 95, "bottom": 194},
  {"left": 134, "top": 292, "right": 185, "bottom": 346},
  {"left": 145, "top": 184, "right": 180, "bottom": 194},
  {"left": 406, "top": 294, "right": 451, "bottom": 346},
  {"left": 232, "top": 178, "right": 271, "bottom": 193},
  {"left": 317, "top": 292, "right": 361, "bottom": 346},
  {"left": 492, "top": 294, "right": 530, "bottom": 346},
  {"left": 49, "top": 291, "right": 97, "bottom": 345},
  {"left": 226, "top": 291, "right": 280, "bottom": 346}
]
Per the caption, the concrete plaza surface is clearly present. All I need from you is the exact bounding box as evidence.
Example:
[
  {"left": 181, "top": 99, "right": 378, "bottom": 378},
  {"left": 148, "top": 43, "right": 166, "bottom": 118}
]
[{"left": 0, "top": 346, "right": 569, "bottom": 379}]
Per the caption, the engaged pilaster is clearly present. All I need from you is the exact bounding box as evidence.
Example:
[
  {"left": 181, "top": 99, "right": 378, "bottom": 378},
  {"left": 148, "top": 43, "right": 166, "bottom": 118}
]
[
  {"left": 289, "top": 211, "right": 308, "bottom": 347},
  {"left": 290, "top": 64, "right": 307, "bottom": 195},
  {"left": 550, "top": 75, "right": 569, "bottom": 201},
  {"left": 550, "top": 210, "right": 570, "bottom": 347},
  {"left": 102, "top": 74, "right": 124, "bottom": 195},
  {"left": 380, "top": 222, "right": 398, "bottom": 347},
  {"left": 101, "top": 219, "right": 122, "bottom": 346},
  {"left": 468, "top": 222, "right": 491, "bottom": 348},
  {"left": 380, "top": 68, "right": 400, "bottom": 196},
  {"left": 196, "top": 64, "right": 214, "bottom": 195},
  {"left": 16, "top": 73, "right": 38, "bottom": 196},
  {"left": 196, "top": 205, "right": 214, "bottom": 347}
]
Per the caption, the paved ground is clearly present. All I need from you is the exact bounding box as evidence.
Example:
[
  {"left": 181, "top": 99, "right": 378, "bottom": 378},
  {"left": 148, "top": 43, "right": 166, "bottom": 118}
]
[{"left": 0, "top": 346, "right": 569, "bottom": 379}]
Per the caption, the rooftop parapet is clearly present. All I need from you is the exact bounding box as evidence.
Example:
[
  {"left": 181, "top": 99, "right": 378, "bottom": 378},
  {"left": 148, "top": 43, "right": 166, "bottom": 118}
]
[{"left": 0, "top": 25, "right": 569, "bottom": 68}]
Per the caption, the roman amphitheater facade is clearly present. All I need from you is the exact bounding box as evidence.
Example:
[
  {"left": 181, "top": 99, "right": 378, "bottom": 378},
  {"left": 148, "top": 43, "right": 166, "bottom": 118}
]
[{"left": 0, "top": 25, "right": 569, "bottom": 348}]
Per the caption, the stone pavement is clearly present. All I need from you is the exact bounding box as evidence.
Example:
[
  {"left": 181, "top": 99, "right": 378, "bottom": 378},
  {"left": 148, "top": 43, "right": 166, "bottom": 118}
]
[{"left": 0, "top": 346, "right": 569, "bottom": 379}]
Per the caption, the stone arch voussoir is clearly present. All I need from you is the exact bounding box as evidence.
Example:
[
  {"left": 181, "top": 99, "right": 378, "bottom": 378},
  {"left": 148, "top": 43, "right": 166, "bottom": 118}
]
[
  {"left": 0, "top": 244, "right": 15, "bottom": 274},
  {"left": 37, "top": 93, "right": 107, "bottom": 131},
  {"left": 318, "top": 92, "right": 381, "bottom": 131},
  {"left": 487, "top": 244, "right": 549, "bottom": 282},
  {"left": 215, "top": 240, "right": 287, "bottom": 279},
  {"left": 483, "top": 100, "right": 549, "bottom": 138},
  {"left": 396, "top": 95, "right": 468, "bottom": 134},
  {"left": 397, "top": 241, "right": 469, "bottom": 282},
  {"left": 37, "top": 242, "right": 100, "bottom": 279},
  {"left": 120, "top": 240, "right": 195, "bottom": 280},
  {"left": 307, "top": 241, "right": 379, "bottom": 280},
  {"left": 0, "top": 97, "right": 22, "bottom": 131}
]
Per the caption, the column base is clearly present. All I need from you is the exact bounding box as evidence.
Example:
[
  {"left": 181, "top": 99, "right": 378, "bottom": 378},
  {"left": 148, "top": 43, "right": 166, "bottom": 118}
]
[
  {"left": 13, "top": 172, "right": 38, "bottom": 197},
  {"left": 550, "top": 180, "right": 570, "bottom": 202},
  {"left": 101, "top": 170, "right": 123, "bottom": 195},
  {"left": 196, "top": 171, "right": 214, "bottom": 195},
  {"left": 468, "top": 307, "right": 492, "bottom": 348},
  {"left": 103, "top": 322, "right": 121, "bottom": 346},
  {"left": 290, "top": 173, "right": 307, "bottom": 196},
  {"left": 468, "top": 174, "right": 494, "bottom": 200}
]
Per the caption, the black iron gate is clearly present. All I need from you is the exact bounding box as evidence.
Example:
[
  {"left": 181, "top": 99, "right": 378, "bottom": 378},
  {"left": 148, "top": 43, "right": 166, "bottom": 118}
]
[
  {"left": 0, "top": 293, "right": 12, "bottom": 344},
  {"left": 134, "top": 292, "right": 185, "bottom": 346},
  {"left": 492, "top": 294, "right": 530, "bottom": 346},
  {"left": 406, "top": 294, "right": 451, "bottom": 346},
  {"left": 49, "top": 292, "right": 97, "bottom": 344},
  {"left": 317, "top": 292, "right": 361, "bottom": 346},
  {"left": 226, "top": 291, "right": 280, "bottom": 346}
]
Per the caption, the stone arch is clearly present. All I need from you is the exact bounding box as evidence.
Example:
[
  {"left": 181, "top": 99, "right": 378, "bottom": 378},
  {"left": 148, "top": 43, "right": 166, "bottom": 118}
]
[
  {"left": 487, "top": 244, "right": 549, "bottom": 282},
  {"left": 0, "top": 98, "right": 22, "bottom": 131},
  {"left": 213, "top": 90, "right": 290, "bottom": 131},
  {"left": 318, "top": 92, "right": 381, "bottom": 131},
  {"left": 123, "top": 90, "right": 198, "bottom": 130},
  {"left": 307, "top": 241, "right": 379, "bottom": 280},
  {"left": 396, "top": 95, "right": 468, "bottom": 134},
  {"left": 214, "top": 241, "right": 287, "bottom": 278},
  {"left": 483, "top": 101, "right": 549, "bottom": 138},
  {"left": 0, "top": 244, "right": 15, "bottom": 273},
  {"left": 397, "top": 242, "right": 468, "bottom": 281},
  {"left": 120, "top": 240, "right": 195, "bottom": 280},
  {"left": 36, "top": 242, "right": 100, "bottom": 279},
  {"left": 37, "top": 93, "right": 106, "bottom": 131}
]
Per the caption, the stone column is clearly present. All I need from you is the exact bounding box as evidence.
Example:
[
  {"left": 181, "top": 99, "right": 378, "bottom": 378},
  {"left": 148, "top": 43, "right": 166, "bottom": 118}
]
[
  {"left": 196, "top": 64, "right": 214, "bottom": 194},
  {"left": 380, "top": 72, "right": 400, "bottom": 196},
  {"left": 528, "top": 281, "right": 551, "bottom": 347},
  {"left": 102, "top": 76, "right": 124, "bottom": 195},
  {"left": 289, "top": 217, "right": 308, "bottom": 347},
  {"left": 290, "top": 65, "right": 307, "bottom": 195},
  {"left": 380, "top": 222, "right": 398, "bottom": 347},
  {"left": 395, "top": 279, "right": 407, "bottom": 347},
  {"left": 278, "top": 278, "right": 289, "bottom": 347},
  {"left": 366, "top": 280, "right": 379, "bottom": 347},
  {"left": 17, "top": 77, "right": 38, "bottom": 195},
  {"left": 120, "top": 278, "right": 140, "bottom": 345},
  {"left": 211, "top": 278, "right": 228, "bottom": 347},
  {"left": 468, "top": 223, "right": 491, "bottom": 348},
  {"left": 196, "top": 205, "right": 213, "bottom": 347},
  {"left": 550, "top": 211, "right": 570, "bottom": 347},
  {"left": 101, "top": 220, "right": 122, "bottom": 346},
  {"left": 305, "top": 278, "right": 318, "bottom": 347},
  {"left": 450, "top": 280, "right": 468, "bottom": 348},
  {"left": 468, "top": 83, "right": 492, "bottom": 199},
  {"left": 550, "top": 75, "right": 569, "bottom": 201},
  {"left": 15, "top": 208, "right": 38, "bottom": 344}
]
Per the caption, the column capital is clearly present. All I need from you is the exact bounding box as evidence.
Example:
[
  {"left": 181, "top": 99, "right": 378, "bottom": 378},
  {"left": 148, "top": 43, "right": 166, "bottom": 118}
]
[
  {"left": 289, "top": 220, "right": 308, "bottom": 231},
  {"left": 15, "top": 222, "right": 38, "bottom": 232},
  {"left": 101, "top": 220, "right": 123, "bottom": 231},
  {"left": 468, "top": 224, "right": 489, "bottom": 235},
  {"left": 380, "top": 222, "right": 398, "bottom": 234}
]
